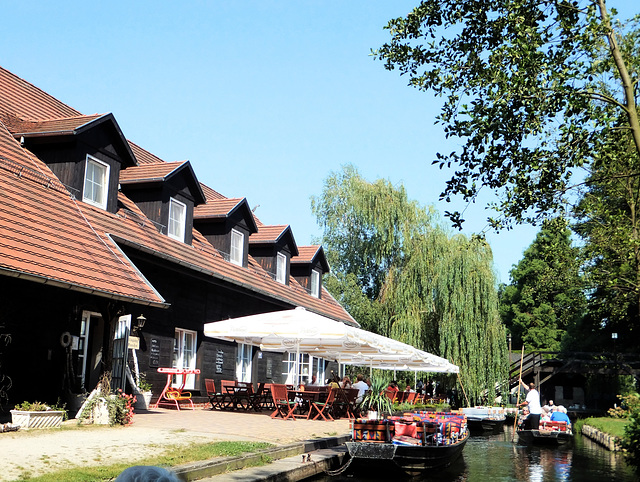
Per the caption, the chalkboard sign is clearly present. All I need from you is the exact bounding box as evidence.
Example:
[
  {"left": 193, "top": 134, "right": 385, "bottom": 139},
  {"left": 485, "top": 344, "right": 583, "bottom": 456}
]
[
  {"left": 215, "top": 349, "right": 224, "bottom": 374},
  {"left": 266, "top": 358, "right": 273, "bottom": 378},
  {"left": 149, "top": 338, "right": 160, "bottom": 367}
]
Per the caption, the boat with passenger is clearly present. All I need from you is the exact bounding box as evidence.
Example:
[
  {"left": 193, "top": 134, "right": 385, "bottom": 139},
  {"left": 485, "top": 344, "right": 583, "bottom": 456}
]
[
  {"left": 344, "top": 411, "right": 469, "bottom": 474},
  {"left": 517, "top": 420, "right": 573, "bottom": 445}
]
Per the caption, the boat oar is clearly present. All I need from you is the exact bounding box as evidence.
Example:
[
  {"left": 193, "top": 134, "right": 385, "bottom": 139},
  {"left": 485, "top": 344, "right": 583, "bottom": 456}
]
[{"left": 512, "top": 345, "right": 525, "bottom": 442}]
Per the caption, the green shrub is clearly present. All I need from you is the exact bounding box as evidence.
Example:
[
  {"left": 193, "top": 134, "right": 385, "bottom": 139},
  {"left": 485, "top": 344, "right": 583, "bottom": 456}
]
[
  {"left": 621, "top": 410, "right": 640, "bottom": 470},
  {"left": 608, "top": 393, "right": 640, "bottom": 418}
]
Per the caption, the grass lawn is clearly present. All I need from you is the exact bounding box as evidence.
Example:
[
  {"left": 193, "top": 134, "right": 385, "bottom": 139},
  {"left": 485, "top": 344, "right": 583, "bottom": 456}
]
[
  {"left": 17, "top": 440, "right": 273, "bottom": 482},
  {"left": 577, "top": 417, "right": 629, "bottom": 438}
]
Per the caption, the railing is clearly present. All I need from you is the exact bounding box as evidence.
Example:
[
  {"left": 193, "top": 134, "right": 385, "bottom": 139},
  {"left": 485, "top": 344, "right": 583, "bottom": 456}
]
[{"left": 508, "top": 351, "right": 640, "bottom": 389}]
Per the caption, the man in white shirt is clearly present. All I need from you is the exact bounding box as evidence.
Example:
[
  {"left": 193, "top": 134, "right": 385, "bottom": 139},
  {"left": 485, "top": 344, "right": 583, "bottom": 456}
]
[
  {"left": 352, "top": 374, "right": 369, "bottom": 403},
  {"left": 518, "top": 380, "right": 542, "bottom": 430}
]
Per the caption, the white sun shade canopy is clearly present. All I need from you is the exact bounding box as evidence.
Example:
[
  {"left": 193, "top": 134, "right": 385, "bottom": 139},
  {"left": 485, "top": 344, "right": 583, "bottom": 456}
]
[{"left": 203, "top": 307, "right": 458, "bottom": 374}]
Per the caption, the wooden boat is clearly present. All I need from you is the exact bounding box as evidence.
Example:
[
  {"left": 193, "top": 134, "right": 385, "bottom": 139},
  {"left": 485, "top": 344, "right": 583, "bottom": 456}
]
[
  {"left": 345, "top": 412, "right": 469, "bottom": 473},
  {"left": 517, "top": 420, "right": 573, "bottom": 445},
  {"left": 461, "top": 407, "right": 506, "bottom": 433}
]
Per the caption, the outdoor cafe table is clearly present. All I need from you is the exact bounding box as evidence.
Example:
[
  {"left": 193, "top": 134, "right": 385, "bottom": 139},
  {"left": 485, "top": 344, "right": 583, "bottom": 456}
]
[
  {"left": 287, "top": 389, "right": 326, "bottom": 419},
  {"left": 223, "top": 382, "right": 253, "bottom": 411}
]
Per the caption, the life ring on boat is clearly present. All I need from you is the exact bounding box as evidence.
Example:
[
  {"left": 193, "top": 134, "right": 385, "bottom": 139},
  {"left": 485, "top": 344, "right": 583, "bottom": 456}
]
[{"left": 60, "top": 331, "right": 72, "bottom": 348}]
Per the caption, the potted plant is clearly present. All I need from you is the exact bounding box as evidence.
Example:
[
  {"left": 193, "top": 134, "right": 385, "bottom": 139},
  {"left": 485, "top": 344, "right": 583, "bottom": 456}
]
[
  {"left": 134, "top": 372, "right": 153, "bottom": 410},
  {"left": 358, "top": 378, "right": 392, "bottom": 420},
  {"left": 11, "top": 401, "right": 66, "bottom": 429}
]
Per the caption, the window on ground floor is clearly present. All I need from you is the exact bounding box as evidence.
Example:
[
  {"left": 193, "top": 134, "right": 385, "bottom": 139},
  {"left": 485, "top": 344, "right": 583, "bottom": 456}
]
[{"left": 173, "top": 328, "right": 197, "bottom": 389}]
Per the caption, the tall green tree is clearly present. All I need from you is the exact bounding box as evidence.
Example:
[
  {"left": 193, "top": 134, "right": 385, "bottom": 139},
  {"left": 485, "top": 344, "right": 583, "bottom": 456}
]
[
  {"left": 312, "top": 165, "right": 507, "bottom": 403},
  {"left": 573, "top": 119, "right": 640, "bottom": 351},
  {"left": 374, "top": 0, "right": 639, "bottom": 230},
  {"left": 499, "top": 218, "right": 586, "bottom": 351}
]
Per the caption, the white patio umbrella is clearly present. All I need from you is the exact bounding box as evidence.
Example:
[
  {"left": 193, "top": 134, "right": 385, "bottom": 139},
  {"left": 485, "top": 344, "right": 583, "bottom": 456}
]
[{"left": 203, "top": 307, "right": 458, "bottom": 380}]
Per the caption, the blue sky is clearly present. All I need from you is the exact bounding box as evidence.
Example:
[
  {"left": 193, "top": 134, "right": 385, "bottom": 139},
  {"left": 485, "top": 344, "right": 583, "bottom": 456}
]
[{"left": 3, "top": 1, "right": 636, "bottom": 283}]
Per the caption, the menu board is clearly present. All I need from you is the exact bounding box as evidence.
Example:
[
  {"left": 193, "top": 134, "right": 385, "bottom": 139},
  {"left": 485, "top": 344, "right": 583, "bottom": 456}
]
[
  {"left": 149, "top": 338, "right": 160, "bottom": 367},
  {"left": 215, "top": 348, "right": 224, "bottom": 374}
]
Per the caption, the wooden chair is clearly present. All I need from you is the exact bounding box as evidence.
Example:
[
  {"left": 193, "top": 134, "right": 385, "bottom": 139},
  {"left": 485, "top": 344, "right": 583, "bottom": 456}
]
[
  {"left": 308, "top": 387, "right": 336, "bottom": 421},
  {"left": 405, "top": 392, "right": 416, "bottom": 405},
  {"left": 204, "top": 379, "right": 228, "bottom": 410},
  {"left": 270, "top": 384, "right": 298, "bottom": 420},
  {"left": 249, "top": 382, "right": 268, "bottom": 411}
]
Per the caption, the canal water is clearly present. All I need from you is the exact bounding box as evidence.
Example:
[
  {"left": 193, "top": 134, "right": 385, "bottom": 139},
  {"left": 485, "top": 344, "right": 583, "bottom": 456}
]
[{"left": 307, "top": 426, "right": 638, "bottom": 481}]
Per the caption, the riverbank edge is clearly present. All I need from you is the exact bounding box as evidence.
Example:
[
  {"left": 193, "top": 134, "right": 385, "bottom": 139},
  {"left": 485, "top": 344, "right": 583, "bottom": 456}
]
[
  {"left": 581, "top": 424, "right": 622, "bottom": 451},
  {"left": 173, "top": 434, "right": 351, "bottom": 481}
]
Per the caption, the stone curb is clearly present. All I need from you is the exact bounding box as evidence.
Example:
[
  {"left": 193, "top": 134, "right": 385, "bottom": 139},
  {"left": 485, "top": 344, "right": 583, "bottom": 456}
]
[
  {"left": 581, "top": 424, "right": 622, "bottom": 451},
  {"left": 173, "top": 434, "right": 351, "bottom": 481}
]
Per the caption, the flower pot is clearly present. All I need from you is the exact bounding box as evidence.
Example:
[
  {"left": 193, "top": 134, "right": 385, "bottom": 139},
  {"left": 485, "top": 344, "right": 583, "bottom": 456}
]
[
  {"left": 134, "top": 391, "right": 152, "bottom": 411},
  {"left": 10, "top": 410, "right": 65, "bottom": 429}
]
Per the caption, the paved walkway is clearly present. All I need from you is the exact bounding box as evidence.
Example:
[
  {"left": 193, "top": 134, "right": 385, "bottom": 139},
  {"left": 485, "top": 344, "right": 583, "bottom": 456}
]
[{"left": 0, "top": 407, "right": 351, "bottom": 481}]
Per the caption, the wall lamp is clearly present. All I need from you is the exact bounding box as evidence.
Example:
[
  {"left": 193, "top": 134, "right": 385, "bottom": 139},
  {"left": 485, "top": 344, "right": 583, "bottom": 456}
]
[{"left": 136, "top": 314, "right": 147, "bottom": 330}]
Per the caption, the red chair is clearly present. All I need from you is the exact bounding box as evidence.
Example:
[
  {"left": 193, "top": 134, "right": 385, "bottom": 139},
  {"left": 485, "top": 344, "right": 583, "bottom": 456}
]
[
  {"left": 308, "top": 388, "right": 336, "bottom": 421},
  {"left": 270, "top": 384, "right": 298, "bottom": 420}
]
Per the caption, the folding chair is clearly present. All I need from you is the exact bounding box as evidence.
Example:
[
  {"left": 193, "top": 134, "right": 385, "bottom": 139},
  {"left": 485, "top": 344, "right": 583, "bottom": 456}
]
[
  {"left": 250, "top": 382, "right": 268, "bottom": 411},
  {"left": 270, "top": 384, "right": 298, "bottom": 420},
  {"left": 204, "top": 379, "right": 227, "bottom": 410},
  {"left": 308, "top": 387, "right": 336, "bottom": 421},
  {"left": 405, "top": 392, "right": 416, "bottom": 405}
]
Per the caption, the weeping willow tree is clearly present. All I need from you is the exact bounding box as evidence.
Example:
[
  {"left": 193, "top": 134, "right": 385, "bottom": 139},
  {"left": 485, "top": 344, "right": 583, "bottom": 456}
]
[{"left": 312, "top": 165, "right": 508, "bottom": 403}]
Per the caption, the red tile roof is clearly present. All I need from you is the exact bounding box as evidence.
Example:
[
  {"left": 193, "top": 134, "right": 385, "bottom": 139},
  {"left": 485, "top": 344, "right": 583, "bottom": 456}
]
[
  {"left": 291, "top": 245, "right": 322, "bottom": 264},
  {"left": 0, "top": 67, "right": 80, "bottom": 120},
  {"left": 194, "top": 198, "right": 245, "bottom": 219},
  {"left": 7, "top": 114, "right": 104, "bottom": 136},
  {"left": 119, "top": 161, "right": 188, "bottom": 183},
  {"left": 249, "top": 224, "right": 290, "bottom": 244},
  {"left": 0, "top": 65, "right": 356, "bottom": 326},
  {"left": 0, "top": 125, "right": 167, "bottom": 306}
]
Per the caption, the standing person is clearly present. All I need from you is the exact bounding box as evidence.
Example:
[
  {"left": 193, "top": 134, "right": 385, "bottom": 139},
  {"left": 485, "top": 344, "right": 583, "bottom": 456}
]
[
  {"left": 518, "top": 381, "right": 542, "bottom": 430},
  {"left": 352, "top": 374, "right": 369, "bottom": 403}
]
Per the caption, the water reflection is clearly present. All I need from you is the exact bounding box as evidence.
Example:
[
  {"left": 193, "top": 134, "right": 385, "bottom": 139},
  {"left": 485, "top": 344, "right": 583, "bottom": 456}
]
[{"left": 308, "top": 426, "right": 637, "bottom": 482}]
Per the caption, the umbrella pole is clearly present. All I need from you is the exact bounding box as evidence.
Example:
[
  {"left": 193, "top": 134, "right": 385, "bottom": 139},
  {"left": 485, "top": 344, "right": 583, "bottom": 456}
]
[
  {"left": 296, "top": 343, "right": 300, "bottom": 387},
  {"left": 512, "top": 345, "right": 525, "bottom": 442}
]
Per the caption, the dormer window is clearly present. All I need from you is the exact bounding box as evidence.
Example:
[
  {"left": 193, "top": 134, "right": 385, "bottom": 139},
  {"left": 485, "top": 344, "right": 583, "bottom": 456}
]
[
  {"left": 230, "top": 228, "right": 244, "bottom": 266},
  {"left": 83, "top": 154, "right": 109, "bottom": 209},
  {"left": 276, "top": 252, "right": 286, "bottom": 284},
  {"left": 311, "top": 269, "right": 321, "bottom": 298},
  {"left": 168, "top": 197, "right": 187, "bottom": 242}
]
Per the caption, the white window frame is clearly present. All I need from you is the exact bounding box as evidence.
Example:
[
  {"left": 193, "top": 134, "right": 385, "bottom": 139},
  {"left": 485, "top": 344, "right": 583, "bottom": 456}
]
[
  {"left": 173, "top": 328, "right": 197, "bottom": 389},
  {"left": 82, "top": 154, "right": 109, "bottom": 209},
  {"left": 168, "top": 197, "right": 187, "bottom": 242},
  {"left": 236, "top": 343, "right": 252, "bottom": 382},
  {"left": 311, "top": 269, "right": 321, "bottom": 298},
  {"left": 282, "top": 352, "right": 311, "bottom": 387},
  {"left": 276, "top": 252, "right": 287, "bottom": 284},
  {"left": 230, "top": 229, "right": 244, "bottom": 266}
]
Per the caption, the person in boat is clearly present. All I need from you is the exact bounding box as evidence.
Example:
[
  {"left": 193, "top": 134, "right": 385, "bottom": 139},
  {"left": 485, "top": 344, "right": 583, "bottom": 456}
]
[
  {"left": 353, "top": 374, "right": 369, "bottom": 403},
  {"left": 550, "top": 405, "right": 571, "bottom": 425},
  {"left": 518, "top": 380, "right": 542, "bottom": 430}
]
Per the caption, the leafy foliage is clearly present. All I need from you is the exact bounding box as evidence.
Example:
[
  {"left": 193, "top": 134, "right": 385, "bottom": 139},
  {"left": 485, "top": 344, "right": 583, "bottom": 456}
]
[
  {"left": 499, "top": 217, "right": 585, "bottom": 351},
  {"left": 313, "top": 165, "right": 508, "bottom": 403},
  {"left": 374, "top": 0, "right": 640, "bottom": 230},
  {"left": 622, "top": 410, "right": 640, "bottom": 471},
  {"left": 358, "top": 378, "right": 393, "bottom": 414}
]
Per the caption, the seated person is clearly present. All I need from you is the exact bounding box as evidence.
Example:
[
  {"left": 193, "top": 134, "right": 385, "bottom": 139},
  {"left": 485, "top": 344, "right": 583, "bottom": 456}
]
[
  {"left": 340, "top": 376, "right": 352, "bottom": 389},
  {"left": 550, "top": 406, "right": 571, "bottom": 425}
]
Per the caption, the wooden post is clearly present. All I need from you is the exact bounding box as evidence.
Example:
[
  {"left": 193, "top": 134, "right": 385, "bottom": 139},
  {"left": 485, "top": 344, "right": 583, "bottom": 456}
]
[{"left": 512, "top": 345, "right": 525, "bottom": 442}]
